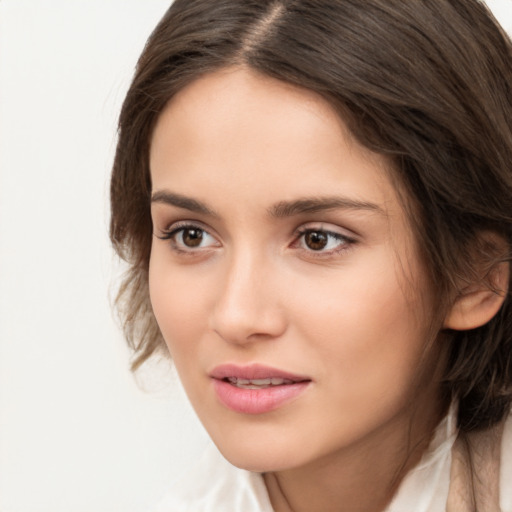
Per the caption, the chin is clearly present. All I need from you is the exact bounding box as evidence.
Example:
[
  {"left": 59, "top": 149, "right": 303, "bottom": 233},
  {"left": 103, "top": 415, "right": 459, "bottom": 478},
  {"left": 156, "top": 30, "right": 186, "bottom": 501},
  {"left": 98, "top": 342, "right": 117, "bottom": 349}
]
[
  {"left": 209, "top": 428, "right": 313, "bottom": 473},
  {"left": 219, "top": 446, "right": 296, "bottom": 473}
]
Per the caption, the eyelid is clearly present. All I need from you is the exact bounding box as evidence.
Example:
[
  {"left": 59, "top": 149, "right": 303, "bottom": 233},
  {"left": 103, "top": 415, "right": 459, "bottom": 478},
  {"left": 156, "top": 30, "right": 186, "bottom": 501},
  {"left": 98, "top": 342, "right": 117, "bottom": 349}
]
[
  {"left": 294, "top": 222, "right": 357, "bottom": 240},
  {"left": 156, "top": 219, "right": 214, "bottom": 237}
]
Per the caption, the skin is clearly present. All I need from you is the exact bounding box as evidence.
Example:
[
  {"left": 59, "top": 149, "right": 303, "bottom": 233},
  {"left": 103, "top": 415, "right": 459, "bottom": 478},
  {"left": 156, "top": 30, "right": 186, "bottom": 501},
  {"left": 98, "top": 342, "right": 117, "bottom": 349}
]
[{"left": 148, "top": 67, "right": 446, "bottom": 512}]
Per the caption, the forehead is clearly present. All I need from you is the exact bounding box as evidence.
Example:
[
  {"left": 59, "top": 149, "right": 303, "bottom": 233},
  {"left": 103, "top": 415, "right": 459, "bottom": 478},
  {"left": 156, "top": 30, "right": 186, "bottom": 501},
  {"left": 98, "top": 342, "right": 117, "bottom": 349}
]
[{"left": 149, "top": 67, "right": 399, "bottom": 218}]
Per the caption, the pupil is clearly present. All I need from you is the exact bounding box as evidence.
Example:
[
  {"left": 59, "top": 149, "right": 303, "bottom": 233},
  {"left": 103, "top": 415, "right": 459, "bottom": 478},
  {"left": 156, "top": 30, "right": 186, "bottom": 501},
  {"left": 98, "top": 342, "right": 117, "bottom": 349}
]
[
  {"left": 183, "top": 228, "right": 203, "bottom": 247},
  {"left": 305, "top": 231, "right": 327, "bottom": 250}
]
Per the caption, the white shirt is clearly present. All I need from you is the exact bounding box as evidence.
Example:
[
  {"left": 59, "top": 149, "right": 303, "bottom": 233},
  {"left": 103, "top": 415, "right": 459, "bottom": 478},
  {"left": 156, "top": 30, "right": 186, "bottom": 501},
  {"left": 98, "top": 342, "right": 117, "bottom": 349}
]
[{"left": 155, "top": 409, "right": 512, "bottom": 512}]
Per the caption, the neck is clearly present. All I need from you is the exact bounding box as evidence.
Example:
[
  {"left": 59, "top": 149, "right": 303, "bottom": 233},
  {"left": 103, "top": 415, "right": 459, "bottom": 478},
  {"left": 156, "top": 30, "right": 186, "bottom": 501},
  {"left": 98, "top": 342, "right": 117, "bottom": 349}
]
[{"left": 263, "top": 393, "right": 448, "bottom": 512}]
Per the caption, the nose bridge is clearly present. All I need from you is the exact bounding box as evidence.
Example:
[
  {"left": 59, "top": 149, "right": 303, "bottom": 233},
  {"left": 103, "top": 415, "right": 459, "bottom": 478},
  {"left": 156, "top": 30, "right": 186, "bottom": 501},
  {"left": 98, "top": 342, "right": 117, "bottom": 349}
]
[{"left": 211, "top": 243, "right": 285, "bottom": 343}]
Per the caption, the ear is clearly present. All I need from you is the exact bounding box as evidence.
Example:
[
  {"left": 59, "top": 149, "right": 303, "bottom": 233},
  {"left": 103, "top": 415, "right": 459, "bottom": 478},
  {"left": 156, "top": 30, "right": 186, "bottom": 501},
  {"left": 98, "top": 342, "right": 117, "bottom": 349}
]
[{"left": 444, "top": 235, "right": 509, "bottom": 331}]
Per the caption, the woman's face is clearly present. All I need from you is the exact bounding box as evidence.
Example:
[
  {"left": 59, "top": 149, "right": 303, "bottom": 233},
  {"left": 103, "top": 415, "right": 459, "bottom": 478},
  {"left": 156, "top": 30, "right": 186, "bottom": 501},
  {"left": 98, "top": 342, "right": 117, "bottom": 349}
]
[{"left": 149, "top": 67, "right": 443, "bottom": 472}]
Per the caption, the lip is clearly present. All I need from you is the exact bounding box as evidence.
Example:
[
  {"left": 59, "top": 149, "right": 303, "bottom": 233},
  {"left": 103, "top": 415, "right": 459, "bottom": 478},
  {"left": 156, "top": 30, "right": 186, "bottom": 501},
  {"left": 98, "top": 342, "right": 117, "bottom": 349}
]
[
  {"left": 210, "top": 364, "right": 311, "bottom": 415},
  {"left": 210, "top": 363, "right": 310, "bottom": 382}
]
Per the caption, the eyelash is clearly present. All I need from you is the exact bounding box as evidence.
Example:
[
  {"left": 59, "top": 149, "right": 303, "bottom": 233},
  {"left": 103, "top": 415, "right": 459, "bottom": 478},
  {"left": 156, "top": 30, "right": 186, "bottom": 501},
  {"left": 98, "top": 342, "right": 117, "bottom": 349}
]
[
  {"left": 156, "top": 222, "right": 356, "bottom": 257},
  {"left": 157, "top": 222, "right": 219, "bottom": 254},
  {"left": 293, "top": 227, "right": 355, "bottom": 257}
]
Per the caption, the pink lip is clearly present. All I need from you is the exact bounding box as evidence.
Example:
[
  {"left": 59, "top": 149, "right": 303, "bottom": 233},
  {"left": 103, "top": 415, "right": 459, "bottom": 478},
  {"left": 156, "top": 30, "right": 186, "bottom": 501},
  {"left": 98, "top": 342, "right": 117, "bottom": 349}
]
[{"left": 210, "top": 364, "right": 311, "bottom": 415}]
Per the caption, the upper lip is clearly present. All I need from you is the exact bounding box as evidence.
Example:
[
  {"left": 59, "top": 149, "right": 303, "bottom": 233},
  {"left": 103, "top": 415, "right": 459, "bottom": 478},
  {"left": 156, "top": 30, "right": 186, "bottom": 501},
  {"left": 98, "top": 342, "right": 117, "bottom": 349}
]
[{"left": 209, "top": 363, "right": 311, "bottom": 382}]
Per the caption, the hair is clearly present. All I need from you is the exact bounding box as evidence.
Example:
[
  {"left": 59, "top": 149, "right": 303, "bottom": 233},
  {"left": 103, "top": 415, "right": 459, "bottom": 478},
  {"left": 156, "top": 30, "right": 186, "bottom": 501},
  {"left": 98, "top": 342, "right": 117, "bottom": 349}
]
[{"left": 110, "top": 0, "right": 512, "bottom": 432}]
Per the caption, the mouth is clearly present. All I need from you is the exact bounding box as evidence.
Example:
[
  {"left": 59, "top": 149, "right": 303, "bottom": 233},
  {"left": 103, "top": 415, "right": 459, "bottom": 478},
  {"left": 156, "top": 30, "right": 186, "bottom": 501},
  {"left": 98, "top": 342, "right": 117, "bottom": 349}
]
[
  {"left": 209, "top": 364, "right": 312, "bottom": 414},
  {"left": 223, "top": 376, "right": 299, "bottom": 389}
]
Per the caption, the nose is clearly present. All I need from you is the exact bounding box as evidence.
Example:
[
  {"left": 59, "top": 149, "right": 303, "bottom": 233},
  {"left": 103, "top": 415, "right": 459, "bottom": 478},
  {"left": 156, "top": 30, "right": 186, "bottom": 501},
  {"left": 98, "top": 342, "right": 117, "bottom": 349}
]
[{"left": 209, "top": 249, "right": 287, "bottom": 345}]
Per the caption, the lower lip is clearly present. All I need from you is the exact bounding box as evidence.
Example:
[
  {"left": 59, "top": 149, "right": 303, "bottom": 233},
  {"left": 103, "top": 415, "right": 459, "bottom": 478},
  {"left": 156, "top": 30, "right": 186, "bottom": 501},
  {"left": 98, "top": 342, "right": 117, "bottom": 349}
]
[{"left": 212, "top": 379, "right": 310, "bottom": 414}]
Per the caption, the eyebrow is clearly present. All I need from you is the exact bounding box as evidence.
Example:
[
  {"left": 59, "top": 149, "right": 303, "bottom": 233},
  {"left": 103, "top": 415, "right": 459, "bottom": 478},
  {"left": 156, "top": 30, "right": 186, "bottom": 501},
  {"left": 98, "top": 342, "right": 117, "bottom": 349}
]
[
  {"left": 151, "top": 191, "right": 218, "bottom": 217},
  {"left": 269, "top": 197, "right": 386, "bottom": 218},
  {"left": 151, "top": 190, "right": 385, "bottom": 218}
]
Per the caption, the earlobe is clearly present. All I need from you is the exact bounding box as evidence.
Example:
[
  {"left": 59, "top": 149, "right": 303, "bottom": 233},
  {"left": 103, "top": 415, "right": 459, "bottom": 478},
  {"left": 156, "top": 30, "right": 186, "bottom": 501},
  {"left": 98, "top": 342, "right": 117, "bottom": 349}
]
[{"left": 444, "top": 260, "right": 509, "bottom": 331}]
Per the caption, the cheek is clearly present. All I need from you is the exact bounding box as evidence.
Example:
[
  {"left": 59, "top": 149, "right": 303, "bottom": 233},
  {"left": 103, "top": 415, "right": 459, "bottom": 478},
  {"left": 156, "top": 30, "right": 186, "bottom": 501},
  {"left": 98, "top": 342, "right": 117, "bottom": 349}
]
[
  {"left": 148, "top": 251, "right": 208, "bottom": 359},
  {"left": 297, "top": 252, "right": 421, "bottom": 339},
  {"left": 291, "top": 252, "right": 430, "bottom": 398}
]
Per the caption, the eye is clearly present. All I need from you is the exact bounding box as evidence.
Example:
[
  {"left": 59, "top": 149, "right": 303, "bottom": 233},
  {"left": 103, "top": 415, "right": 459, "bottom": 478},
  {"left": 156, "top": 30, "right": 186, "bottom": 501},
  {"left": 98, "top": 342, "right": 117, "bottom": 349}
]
[
  {"left": 295, "top": 227, "right": 354, "bottom": 254},
  {"left": 157, "top": 223, "right": 219, "bottom": 252}
]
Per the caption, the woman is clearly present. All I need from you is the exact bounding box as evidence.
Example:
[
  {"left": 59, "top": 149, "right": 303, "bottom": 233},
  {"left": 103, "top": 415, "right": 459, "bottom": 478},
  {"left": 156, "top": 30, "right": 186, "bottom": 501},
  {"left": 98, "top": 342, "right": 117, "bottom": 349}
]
[{"left": 110, "top": 1, "right": 512, "bottom": 510}]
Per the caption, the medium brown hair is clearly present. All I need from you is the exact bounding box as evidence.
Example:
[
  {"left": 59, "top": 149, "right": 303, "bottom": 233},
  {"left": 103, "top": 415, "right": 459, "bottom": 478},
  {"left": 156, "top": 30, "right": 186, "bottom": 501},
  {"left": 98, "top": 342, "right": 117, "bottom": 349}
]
[{"left": 110, "top": 0, "right": 512, "bottom": 431}]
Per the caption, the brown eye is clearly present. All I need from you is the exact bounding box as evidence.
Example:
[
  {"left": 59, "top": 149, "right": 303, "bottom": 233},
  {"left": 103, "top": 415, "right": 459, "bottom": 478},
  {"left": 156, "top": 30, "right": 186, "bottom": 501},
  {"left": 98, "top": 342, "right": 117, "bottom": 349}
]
[
  {"left": 304, "top": 231, "right": 328, "bottom": 251},
  {"left": 296, "top": 228, "right": 352, "bottom": 254},
  {"left": 181, "top": 228, "right": 204, "bottom": 247},
  {"left": 158, "top": 223, "right": 219, "bottom": 252}
]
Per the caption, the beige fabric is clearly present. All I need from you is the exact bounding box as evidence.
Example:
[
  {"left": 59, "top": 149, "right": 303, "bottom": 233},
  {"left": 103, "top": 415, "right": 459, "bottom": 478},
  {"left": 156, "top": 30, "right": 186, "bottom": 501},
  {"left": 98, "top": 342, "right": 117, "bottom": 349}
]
[{"left": 447, "top": 420, "right": 505, "bottom": 512}]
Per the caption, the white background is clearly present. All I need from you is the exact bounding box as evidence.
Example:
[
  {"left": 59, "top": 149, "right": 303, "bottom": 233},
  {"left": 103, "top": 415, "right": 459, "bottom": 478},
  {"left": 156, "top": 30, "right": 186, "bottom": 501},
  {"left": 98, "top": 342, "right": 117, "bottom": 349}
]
[{"left": 0, "top": 1, "right": 511, "bottom": 511}]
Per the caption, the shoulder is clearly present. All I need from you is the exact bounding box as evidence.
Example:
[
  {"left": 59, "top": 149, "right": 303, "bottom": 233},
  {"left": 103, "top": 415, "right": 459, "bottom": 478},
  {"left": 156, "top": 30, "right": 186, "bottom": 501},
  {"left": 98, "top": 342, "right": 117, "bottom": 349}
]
[
  {"left": 447, "top": 409, "right": 512, "bottom": 512},
  {"left": 387, "top": 404, "right": 512, "bottom": 512},
  {"left": 153, "top": 442, "right": 273, "bottom": 512}
]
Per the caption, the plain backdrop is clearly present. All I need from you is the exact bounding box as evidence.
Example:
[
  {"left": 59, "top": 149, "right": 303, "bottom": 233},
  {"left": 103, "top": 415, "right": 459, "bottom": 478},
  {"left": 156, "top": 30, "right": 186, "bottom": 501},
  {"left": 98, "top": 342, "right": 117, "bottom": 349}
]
[{"left": 0, "top": 1, "right": 511, "bottom": 511}]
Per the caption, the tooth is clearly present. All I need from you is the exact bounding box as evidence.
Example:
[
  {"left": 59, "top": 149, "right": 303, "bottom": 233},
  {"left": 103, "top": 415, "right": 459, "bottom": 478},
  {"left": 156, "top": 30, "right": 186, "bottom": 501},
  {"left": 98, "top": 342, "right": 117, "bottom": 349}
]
[
  {"left": 251, "top": 378, "right": 272, "bottom": 386},
  {"left": 227, "top": 377, "right": 297, "bottom": 389},
  {"left": 234, "top": 382, "right": 261, "bottom": 389}
]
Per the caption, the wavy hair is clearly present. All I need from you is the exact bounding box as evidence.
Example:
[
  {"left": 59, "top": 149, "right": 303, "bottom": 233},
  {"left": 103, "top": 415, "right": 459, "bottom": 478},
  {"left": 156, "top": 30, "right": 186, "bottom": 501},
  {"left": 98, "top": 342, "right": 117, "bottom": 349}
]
[{"left": 110, "top": 0, "right": 512, "bottom": 431}]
